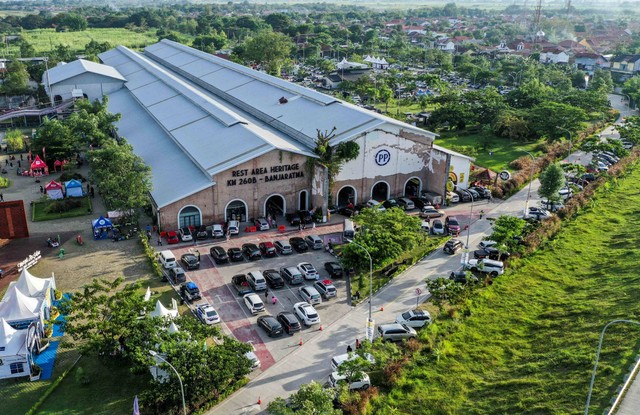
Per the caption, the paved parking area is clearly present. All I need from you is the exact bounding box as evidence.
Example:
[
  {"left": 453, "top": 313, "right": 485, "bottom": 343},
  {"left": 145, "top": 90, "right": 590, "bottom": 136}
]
[{"left": 164, "top": 226, "right": 350, "bottom": 374}]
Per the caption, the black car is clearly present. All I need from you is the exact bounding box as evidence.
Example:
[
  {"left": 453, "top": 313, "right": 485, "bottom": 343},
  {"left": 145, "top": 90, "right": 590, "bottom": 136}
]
[
  {"left": 195, "top": 225, "right": 209, "bottom": 240},
  {"left": 264, "top": 269, "right": 285, "bottom": 289},
  {"left": 289, "top": 237, "right": 308, "bottom": 253},
  {"left": 181, "top": 253, "right": 200, "bottom": 270},
  {"left": 277, "top": 311, "right": 302, "bottom": 334},
  {"left": 454, "top": 190, "right": 472, "bottom": 203},
  {"left": 227, "top": 247, "right": 244, "bottom": 262},
  {"left": 383, "top": 199, "right": 399, "bottom": 209},
  {"left": 324, "top": 262, "right": 343, "bottom": 278},
  {"left": 298, "top": 210, "right": 313, "bottom": 224},
  {"left": 210, "top": 246, "right": 229, "bottom": 264},
  {"left": 581, "top": 173, "right": 597, "bottom": 183},
  {"left": 410, "top": 197, "right": 431, "bottom": 210},
  {"left": 473, "top": 247, "right": 510, "bottom": 261},
  {"left": 286, "top": 213, "right": 301, "bottom": 226},
  {"left": 470, "top": 187, "right": 492, "bottom": 199},
  {"left": 257, "top": 315, "right": 284, "bottom": 337},
  {"left": 242, "top": 243, "right": 262, "bottom": 260},
  {"left": 259, "top": 242, "right": 277, "bottom": 257},
  {"left": 443, "top": 239, "right": 464, "bottom": 255},
  {"left": 466, "top": 188, "right": 480, "bottom": 201},
  {"left": 338, "top": 206, "right": 355, "bottom": 217},
  {"left": 449, "top": 269, "right": 478, "bottom": 284}
]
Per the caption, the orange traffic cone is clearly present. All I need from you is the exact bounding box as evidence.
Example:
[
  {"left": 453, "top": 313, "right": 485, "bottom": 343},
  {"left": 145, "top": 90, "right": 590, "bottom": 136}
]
[
  {"left": 299, "top": 338, "right": 303, "bottom": 346},
  {"left": 257, "top": 397, "right": 262, "bottom": 405},
  {"left": 319, "top": 324, "right": 323, "bottom": 331},
  {"left": 380, "top": 305, "right": 384, "bottom": 311}
]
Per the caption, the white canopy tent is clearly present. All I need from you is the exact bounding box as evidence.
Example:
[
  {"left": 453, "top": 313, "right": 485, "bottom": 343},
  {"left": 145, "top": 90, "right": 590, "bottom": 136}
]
[
  {"left": 0, "top": 286, "right": 44, "bottom": 330},
  {"left": 0, "top": 318, "right": 31, "bottom": 379},
  {"left": 149, "top": 299, "right": 178, "bottom": 320},
  {"left": 10, "top": 268, "right": 56, "bottom": 308}
]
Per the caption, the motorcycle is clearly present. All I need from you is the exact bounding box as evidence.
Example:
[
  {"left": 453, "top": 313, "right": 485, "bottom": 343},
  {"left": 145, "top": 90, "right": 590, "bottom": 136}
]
[{"left": 47, "top": 237, "right": 59, "bottom": 248}]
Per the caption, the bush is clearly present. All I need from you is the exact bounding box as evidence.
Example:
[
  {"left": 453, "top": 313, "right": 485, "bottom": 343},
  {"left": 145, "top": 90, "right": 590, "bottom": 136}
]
[
  {"left": 59, "top": 172, "right": 85, "bottom": 182},
  {"left": 0, "top": 176, "right": 9, "bottom": 188},
  {"left": 139, "top": 233, "right": 163, "bottom": 278},
  {"left": 44, "top": 198, "right": 82, "bottom": 213},
  {"left": 75, "top": 366, "right": 90, "bottom": 385},
  {"left": 54, "top": 289, "right": 63, "bottom": 300}
]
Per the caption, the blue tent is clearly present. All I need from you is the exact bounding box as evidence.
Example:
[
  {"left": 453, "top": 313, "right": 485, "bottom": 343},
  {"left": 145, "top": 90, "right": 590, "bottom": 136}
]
[
  {"left": 92, "top": 216, "right": 113, "bottom": 240},
  {"left": 64, "top": 179, "right": 83, "bottom": 198}
]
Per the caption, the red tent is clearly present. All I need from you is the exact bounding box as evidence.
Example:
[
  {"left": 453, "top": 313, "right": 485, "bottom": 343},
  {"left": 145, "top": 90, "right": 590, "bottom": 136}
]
[
  {"left": 53, "top": 160, "right": 64, "bottom": 172},
  {"left": 45, "top": 180, "right": 64, "bottom": 200},
  {"left": 29, "top": 155, "right": 49, "bottom": 177}
]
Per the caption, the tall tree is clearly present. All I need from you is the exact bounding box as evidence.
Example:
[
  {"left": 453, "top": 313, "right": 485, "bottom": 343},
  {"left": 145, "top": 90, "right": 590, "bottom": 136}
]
[
  {"left": 538, "top": 163, "right": 565, "bottom": 203},
  {"left": 313, "top": 127, "right": 359, "bottom": 187},
  {"left": 489, "top": 215, "right": 527, "bottom": 253},
  {"left": 268, "top": 381, "right": 341, "bottom": 415},
  {"left": 31, "top": 118, "right": 77, "bottom": 162},
  {"left": 243, "top": 31, "right": 295, "bottom": 75},
  {"left": 3, "top": 61, "right": 30, "bottom": 95}
]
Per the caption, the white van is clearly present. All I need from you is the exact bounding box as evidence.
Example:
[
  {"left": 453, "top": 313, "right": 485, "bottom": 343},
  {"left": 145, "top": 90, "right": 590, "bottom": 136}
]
[
  {"left": 159, "top": 250, "right": 177, "bottom": 269},
  {"left": 343, "top": 219, "right": 355, "bottom": 239},
  {"left": 247, "top": 271, "right": 267, "bottom": 291},
  {"left": 227, "top": 220, "right": 240, "bottom": 235},
  {"left": 328, "top": 372, "right": 371, "bottom": 390}
]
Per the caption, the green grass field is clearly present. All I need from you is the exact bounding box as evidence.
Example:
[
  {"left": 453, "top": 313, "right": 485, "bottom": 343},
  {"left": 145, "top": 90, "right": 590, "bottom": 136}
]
[
  {"left": 372, "top": 162, "right": 640, "bottom": 414},
  {"left": 19, "top": 29, "right": 159, "bottom": 54},
  {"left": 32, "top": 197, "right": 92, "bottom": 221}
]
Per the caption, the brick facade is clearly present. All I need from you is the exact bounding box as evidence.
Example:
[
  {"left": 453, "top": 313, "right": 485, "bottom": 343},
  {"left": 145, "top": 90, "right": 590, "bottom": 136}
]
[{"left": 0, "top": 200, "right": 29, "bottom": 239}]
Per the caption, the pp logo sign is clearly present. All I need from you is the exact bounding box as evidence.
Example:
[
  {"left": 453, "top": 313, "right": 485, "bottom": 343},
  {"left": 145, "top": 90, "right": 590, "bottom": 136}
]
[{"left": 374, "top": 149, "right": 391, "bottom": 166}]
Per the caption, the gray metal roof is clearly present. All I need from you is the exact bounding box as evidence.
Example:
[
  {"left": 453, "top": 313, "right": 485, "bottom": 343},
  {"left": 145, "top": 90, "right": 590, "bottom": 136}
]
[{"left": 45, "top": 58, "right": 126, "bottom": 85}]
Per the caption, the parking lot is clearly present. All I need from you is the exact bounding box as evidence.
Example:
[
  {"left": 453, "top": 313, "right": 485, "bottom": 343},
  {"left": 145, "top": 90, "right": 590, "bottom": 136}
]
[{"left": 163, "top": 227, "right": 351, "bottom": 374}]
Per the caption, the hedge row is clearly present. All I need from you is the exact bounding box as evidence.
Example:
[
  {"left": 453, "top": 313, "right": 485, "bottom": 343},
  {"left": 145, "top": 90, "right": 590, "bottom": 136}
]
[{"left": 138, "top": 232, "right": 163, "bottom": 278}]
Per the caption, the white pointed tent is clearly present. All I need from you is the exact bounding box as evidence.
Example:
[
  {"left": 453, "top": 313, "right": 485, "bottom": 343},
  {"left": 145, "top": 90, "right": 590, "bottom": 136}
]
[
  {"left": 167, "top": 322, "right": 180, "bottom": 334},
  {"left": 149, "top": 299, "right": 178, "bottom": 320},
  {"left": 144, "top": 287, "right": 152, "bottom": 302},
  {"left": 0, "top": 318, "right": 31, "bottom": 379},
  {"left": 0, "top": 286, "right": 42, "bottom": 327},
  {"left": 10, "top": 268, "right": 56, "bottom": 309}
]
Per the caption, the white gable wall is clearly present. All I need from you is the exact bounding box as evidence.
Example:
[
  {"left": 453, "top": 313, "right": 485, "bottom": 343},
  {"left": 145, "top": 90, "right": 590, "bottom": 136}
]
[{"left": 48, "top": 72, "right": 125, "bottom": 102}]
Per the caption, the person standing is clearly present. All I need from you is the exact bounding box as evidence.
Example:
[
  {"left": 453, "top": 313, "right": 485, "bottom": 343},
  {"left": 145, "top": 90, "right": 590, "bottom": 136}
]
[
  {"left": 347, "top": 345, "right": 353, "bottom": 353},
  {"left": 265, "top": 289, "right": 269, "bottom": 299},
  {"left": 0, "top": 193, "right": 3, "bottom": 202}
]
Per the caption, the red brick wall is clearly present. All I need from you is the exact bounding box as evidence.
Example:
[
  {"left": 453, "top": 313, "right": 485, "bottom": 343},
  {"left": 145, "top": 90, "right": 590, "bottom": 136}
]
[{"left": 0, "top": 200, "right": 29, "bottom": 239}]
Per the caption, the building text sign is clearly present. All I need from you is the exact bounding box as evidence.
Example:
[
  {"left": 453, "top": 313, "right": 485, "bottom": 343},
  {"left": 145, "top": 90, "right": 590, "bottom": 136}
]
[
  {"left": 18, "top": 251, "right": 41, "bottom": 271},
  {"left": 227, "top": 163, "right": 304, "bottom": 186}
]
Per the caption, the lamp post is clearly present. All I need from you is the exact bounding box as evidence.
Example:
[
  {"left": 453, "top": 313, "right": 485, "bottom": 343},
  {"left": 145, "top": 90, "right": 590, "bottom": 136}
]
[
  {"left": 522, "top": 151, "right": 536, "bottom": 216},
  {"left": 348, "top": 240, "right": 374, "bottom": 342},
  {"left": 584, "top": 320, "right": 640, "bottom": 415},
  {"left": 44, "top": 57, "right": 53, "bottom": 108},
  {"left": 556, "top": 126, "right": 572, "bottom": 160},
  {"left": 461, "top": 188, "right": 474, "bottom": 265},
  {"left": 149, "top": 350, "right": 187, "bottom": 415}
]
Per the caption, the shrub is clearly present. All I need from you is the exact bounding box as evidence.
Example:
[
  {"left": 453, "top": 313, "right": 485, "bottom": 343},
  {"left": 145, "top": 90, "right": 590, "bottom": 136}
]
[
  {"left": 54, "top": 289, "right": 63, "bottom": 300},
  {"left": 139, "top": 233, "right": 163, "bottom": 278},
  {"left": 75, "top": 366, "right": 90, "bottom": 385},
  {"left": 0, "top": 176, "right": 9, "bottom": 188},
  {"left": 59, "top": 172, "right": 85, "bottom": 182},
  {"left": 44, "top": 199, "right": 82, "bottom": 213}
]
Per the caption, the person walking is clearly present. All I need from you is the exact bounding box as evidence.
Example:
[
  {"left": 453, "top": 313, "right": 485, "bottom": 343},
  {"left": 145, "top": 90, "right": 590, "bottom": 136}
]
[
  {"left": 265, "top": 289, "right": 269, "bottom": 299},
  {"left": 346, "top": 345, "right": 353, "bottom": 353},
  {"left": 0, "top": 193, "right": 3, "bottom": 202},
  {"left": 271, "top": 295, "right": 277, "bottom": 305}
]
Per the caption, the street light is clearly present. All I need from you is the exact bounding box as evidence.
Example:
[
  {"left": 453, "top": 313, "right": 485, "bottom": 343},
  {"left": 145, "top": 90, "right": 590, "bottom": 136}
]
[
  {"left": 149, "top": 350, "right": 187, "bottom": 415},
  {"left": 460, "top": 188, "right": 474, "bottom": 265},
  {"left": 584, "top": 319, "right": 640, "bottom": 415},
  {"left": 521, "top": 151, "right": 536, "bottom": 216},
  {"left": 348, "top": 240, "right": 374, "bottom": 342},
  {"left": 556, "top": 126, "right": 572, "bottom": 160}
]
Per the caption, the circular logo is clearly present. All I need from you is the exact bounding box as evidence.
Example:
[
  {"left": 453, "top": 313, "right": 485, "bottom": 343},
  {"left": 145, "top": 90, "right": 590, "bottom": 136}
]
[
  {"left": 499, "top": 170, "right": 511, "bottom": 181},
  {"left": 374, "top": 149, "right": 391, "bottom": 166}
]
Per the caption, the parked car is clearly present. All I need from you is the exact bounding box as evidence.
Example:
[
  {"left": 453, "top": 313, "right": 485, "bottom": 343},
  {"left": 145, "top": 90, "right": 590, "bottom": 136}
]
[
  {"left": 180, "top": 281, "right": 201, "bottom": 302},
  {"left": 293, "top": 302, "right": 320, "bottom": 326},
  {"left": 280, "top": 266, "right": 304, "bottom": 285},
  {"left": 524, "top": 207, "right": 552, "bottom": 221},
  {"left": 541, "top": 200, "right": 564, "bottom": 212},
  {"left": 471, "top": 186, "right": 492, "bottom": 199},
  {"left": 165, "top": 231, "right": 180, "bottom": 244},
  {"left": 324, "top": 262, "right": 343, "bottom": 278},
  {"left": 478, "top": 240, "right": 497, "bottom": 250},
  {"left": 446, "top": 191, "right": 460, "bottom": 203},
  {"left": 195, "top": 225, "right": 209, "bottom": 240},
  {"left": 431, "top": 219, "right": 445, "bottom": 235},
  {"left": 242, "top": 243, "right": 262, "bottom": 260},
  {"left": 227, "top": 247, "right": 244, "bottom": 262},
  {"left": 277, "top": 311, "right": 302, "bottom": 334},
  {"left": 227, "top": 220, "right": 240, "bottom": 235},
  {"left": 180, "top": 253, "right": 200, "bottom": 270},
  {"left": 179, "top": 227, "right": 193, "bottom": 242},
  {"left": 580, "top": 173, "right": 597, "bottom": 183},
  {"left": 168, "top": 266, "right": 186, "bottom": 284},
  {"left": 289, "top": 237, "right": 308, "bottom": 253},
  {"left": 305, "top": 235, "right": 324, "bottom": 250},
  {"left": 382, "top": 198, "right": 400, "bottom": 209},
  {"left": 244, "top": 343, "right": 260, "bottom": 370},
  {"left": 330, "top": 352, "right": 375, "bottom": 371},
  {"left": 286, "top": 213, "right": 301, "bottom": 226},
  {"left": 211, "top": 224, "right": 224, "bottom": 238},
  {"left": 473, "top": 247, "right": 510, "bottom": 261},
  {"left": 419, "top": 206, "right": 445, "bottom": 219},
  {"left": 196, "top": 303, "right": 220, "bottom": 324},
  {"left": 263, "top": 269, "right": 285, "bottom": 289},
  {"left": 243, "top": 293, "right": 266, "bottom": 315},
  {"left": 449, "top": 269, "right": 478, "bottom": 284},
  {"left": 396, "top": 309, "right": 432, "bottom": 328},
  {"left": 314, "top": 279, "right": 337, "bottom": 299},
  {"left": 209, "top": 246, "right": 229, "bottom": 264},
  {"left": 299, "top": 286, "right": 322, "bottom": 305},
  {"left": 365, "top": 199, "right": 386, "bottom": 211},
  {"left": 421, "top": 220, "right": 430, "bottom": 233},
  {"left": 257, "top": 315, "right": 283, "bottom": 337},
  {"left": 274, "top": 240, "right": 293, "bottom": 255},
  {"left": 259, "top": 241, "right": 277, "bottom": 257},
  {"left": 246, "top": 271, "right": 267, "bottom": 291},
  {"left": 254, "top": 217, "right": 269, "bottom": 231},
  {"left": 298, "top": 262, "right": 319, "bottom": 280},
  {"left": 445, "top": 216, "right": 461, "bottom": 235},
  {"left": 454, "top": 189, "right": 472, "bottom": 203},
  {"left": 466, "top": 188, "right": 480, "bottom": 201},
  {"left": 397, "top": 197, "right": 415, "bottom": 210},
  {"left": 409, "top": 196, "right": 431, "bottom": 209},
  {"left": 377, "top": 323, "right": 417, "bottom": 342},
  {"left": 443, "top": 239, "right": 464, "bottom": 254},
  {"left": 298, "top": 210, "right": 313, "bottom": 224},
  {"left": 464, "top": 258, "right": 505, "bottom": 276},
  {"left": 327, "top": 372, "right": 371, "bottom": 390}
]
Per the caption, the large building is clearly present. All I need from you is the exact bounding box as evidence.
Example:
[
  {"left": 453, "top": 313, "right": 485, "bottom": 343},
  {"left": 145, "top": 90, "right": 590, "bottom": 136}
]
[{"left": 44, "top": 40, "right": 472, "bottom": 230}]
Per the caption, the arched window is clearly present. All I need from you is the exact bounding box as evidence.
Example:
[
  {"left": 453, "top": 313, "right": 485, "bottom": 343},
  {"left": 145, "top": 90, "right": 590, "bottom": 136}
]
[{"left": 178, "top": 206, "right": 201, "bottom": 228}]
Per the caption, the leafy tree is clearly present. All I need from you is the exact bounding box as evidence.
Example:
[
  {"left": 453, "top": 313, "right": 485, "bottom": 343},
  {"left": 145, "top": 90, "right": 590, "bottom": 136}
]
[
  {"left": 265, "top": 13, "right": 292, "bottom": 33},
  {"left": 19, "top": 41, "right": 36, "bottom": 58},
  {"left": 428, "top": 102, "right": 473, "bottom": 130},
  {"left": 84, "top": 39, "right": 112, "bottom": 57},
  {"left": 493, "top": 110, "right": 531, "bottom": 141},
  {"left": 31, "top": 118, "right": 77, "bottom": 162},
  {"left": 88, "top": 139, "right": 152, "bottom": 214},
  {"left": 4, "top": 129, "right": 24, "bottom": 152},
  {"left": 489, "top": 215, "right": 527, "bottom": 253},
  {"left": 538, "top": 163, "right": 565, "bottom": 202},
  {"left": 243, "top": 31, "right": 294, "bottom": 75},
  {"left": 622, "top": 76, "right": 640, "bottom": 109},
  {"left": 268, "top": 381, "right": 341, "bottom": 415},
  {"left": 426, "top": 277, "right": 475, "bottom": 312},
  {"left": 506, "top": 79, "right": 554, "bottom": 109},
  {"left": 193, "top": 30, "right": 227, "bottom": 53},
  {"left": 527, "top": 102, "right": 587, "bottom": 140},
  {"left": 617, "top": 115, "right": 640, "bottom": 144},
  {"left": 65, "top": 97, "right": 121, "bottom": 147},
  {"left": 3, "top": 61, "right": 30, "bottom": 95}
]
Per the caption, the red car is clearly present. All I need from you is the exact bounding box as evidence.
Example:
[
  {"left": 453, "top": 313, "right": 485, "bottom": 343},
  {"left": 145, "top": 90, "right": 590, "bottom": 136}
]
[
  {"left": 166, "top": 231, "right": 180, "bottom": 244},
  {"left": 259, "top": 242, "right": 277, "bottom": 257}
]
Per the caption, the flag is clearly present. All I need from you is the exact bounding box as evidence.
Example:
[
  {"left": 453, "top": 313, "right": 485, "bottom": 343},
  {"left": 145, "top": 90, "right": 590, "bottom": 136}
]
[
  {"left": 133, "top": 396, "right": 140, "bottom": 415},
  {"left": 42, "top": 147, "right": 46, "bottom": 160}
]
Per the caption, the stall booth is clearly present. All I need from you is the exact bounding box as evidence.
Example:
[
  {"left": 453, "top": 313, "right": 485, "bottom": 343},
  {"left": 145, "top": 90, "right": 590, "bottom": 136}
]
[
  {"left": 53, "top": 160, "right": 66, "bottom": 172},
  {"left": 28, "top": 156, "right": 49, "bottom": 177},
  {"left": 92, "top": 216, "right": 113, "bottom": 240},
  {"left": 64, "top": 179, "right": 83, "bottom": 198},
  {"left": 44, "top": 181, "right": 64, "bottom": 200}
]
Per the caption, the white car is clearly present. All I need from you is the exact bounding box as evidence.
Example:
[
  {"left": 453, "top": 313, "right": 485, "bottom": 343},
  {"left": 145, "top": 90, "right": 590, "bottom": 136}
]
[
  {"left": 299, "top": 286, "right": 322, "bottom": 305},
  {"left": 244, "top": 342, "right": 260, "bottom": 370},
  {"left": 330, "top": 353, "right": 376, "bottom": 371},
  {"left": 211, "top": 224, "right": 224, "bottom": 238},
  {"left": 328, "top": 371, "right": 371, "bottom": 390},
  {"left": 298, "top": 262, "right": 319, "bottom": 280},
  {"left": 243, "top": 293, "right": 265, "bottom": 315},
  {"left": 478, "top": 240, "right": 497, "bottom": 249},
  {"left": 447, "top": 191, "right": 460, "bottom": 203},
  {"left": 365, "top": 199, "right": 386, "bottom": 211},
  {"left": 396, "top": 309, "right": 431, "bottom": 328},
  {"left": 431, "top": 219, "right": 445, "bottom": 235},
  {"left": 179, "top": 227, "right": 193, "bottom": 241},
  {"left": 421, "top": 220, "right": 430, "bottom": 232},
  {"left": 464, "top": 258, "right": 505, "bottom": 276},
  {"left": 227, "top": 220, "right": 240, "bottom": 235},
  {"left": 195, "top": 303, "right": 220, "bottom": 325},
  {"left": 524, "top": 207, "right": 552, "bottom": 221},
  {"left": 293, "top": 301, "right": 320, "bottom": 326}
]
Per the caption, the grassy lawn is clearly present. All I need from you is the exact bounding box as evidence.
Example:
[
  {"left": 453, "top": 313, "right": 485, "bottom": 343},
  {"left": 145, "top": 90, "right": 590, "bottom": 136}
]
[
  {"left": 373, "top": 162, "right": 640, "bottom": 414},
  {"left": 32, "top": 197, "right": 92, "bottom": 222},
  {"left": 18, "top": 29, "right": 159, "bottom": 54},
  {"left": 435, "top": 130, "right": 542, "bottom": 171}
]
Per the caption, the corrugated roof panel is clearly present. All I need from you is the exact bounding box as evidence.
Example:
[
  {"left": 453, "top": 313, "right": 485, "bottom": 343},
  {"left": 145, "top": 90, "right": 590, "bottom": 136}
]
[
  {"left": 144, "top": 42, "right": 180, "bottom": 60},
  {"left": 107, "top": 89, "right": 213, "bottom": 208},
  {"left": 114, "top": 60, "right": 144, "bottom": 77},
  {"left": 122, "top": 69, "right": 156, "bottom": 90},
  {"left": 98, "top": 49, "right": 129, "bottom": 66},
  {"left": 159, "top": 50, "right": 201, "bottom": 68},
  {"left": 132, "top": 81, "right": 178, "bottom": 107},
  {"left": 171, "top": 119, "right": 271, "bottom": 175},
  {"left": 200, "top": 68, "right": 253, "bottom": 92},
  {"left": 147, "top": 95, "right": 208, "bottom": 131},
  {"left": 179, "top": 59, "right": 221, "bottom": 78}
]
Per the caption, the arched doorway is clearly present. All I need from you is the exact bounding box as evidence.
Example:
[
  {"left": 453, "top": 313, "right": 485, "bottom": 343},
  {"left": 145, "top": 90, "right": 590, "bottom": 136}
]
[
  {"left": 298, "top": 190, "right": 308, "bottom": 211},
  {"left": 178, "top": 206, "right": 202, "bottom": 228},
  {"left": 264, "top": 194, "right": 286, "bottom": 218},
  {"left": 337, "top": 186, "right": 357, "bottom": 207},
  {"left": 371, "top": 181, "right": 390, "bottom": 202},
  {"left": 225, "top": 199, "right": 247, "bottom": 222},
  {"left": 404, "top": 177, "right": 422, "bottom": 197},
  {"left": 53, "top": 95, "right": 63, "bottom": 105}
]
